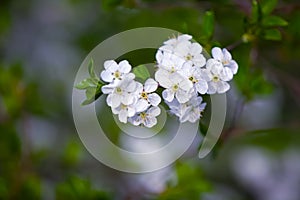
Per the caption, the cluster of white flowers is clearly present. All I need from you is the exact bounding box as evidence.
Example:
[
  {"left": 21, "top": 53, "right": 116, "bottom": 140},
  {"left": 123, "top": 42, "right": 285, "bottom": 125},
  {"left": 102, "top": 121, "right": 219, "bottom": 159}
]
[
  {"left": 155, "top": 34, "right": 238, "bottom": 123},
  {"left": 99, "top": 34, "right": 238, "bottom": 127},
  {"left": 100, "top": 60, "right": 161, "bottom": 128}
]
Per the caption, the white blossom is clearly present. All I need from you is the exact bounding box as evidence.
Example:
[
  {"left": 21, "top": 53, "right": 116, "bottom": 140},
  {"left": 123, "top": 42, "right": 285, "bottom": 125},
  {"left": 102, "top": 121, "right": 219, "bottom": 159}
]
[
  {"left": 155, "top": 69, "right": 193, "bottom": 103},
  {"left": 135, "top": 78, "right": 161, "bottom": 107},
  {"left": 166, "top": 94, "right": 206, "bottom": 123},
  {"left": 129, "top": 106, "right": 161, "bottom": 128},
  {"left": 159, "top": 34, "right": 192, "bottom": 53},
  {"left": 102, "top": 75, "right": 138, "bottom": 108},
  {"left": 204, "top": 58, "right": 233, "bottom": 94},
  {"left": 156, "top": 51, "right": 185, "bottom": 74},
  {"left": 212, "top": 47, "right": 238, "bottom": 74},
  {"left": 179, "top": 62, "right": 208, "bottom": 94},
  {"left": 175, "top": 42, "right": 206, "bottom": 67},
  {"left": 100, "top": 60, "right": 133, "bottom": 83},
  {"left": 112, "top": 103, "right": 137, "bottom": 123}
]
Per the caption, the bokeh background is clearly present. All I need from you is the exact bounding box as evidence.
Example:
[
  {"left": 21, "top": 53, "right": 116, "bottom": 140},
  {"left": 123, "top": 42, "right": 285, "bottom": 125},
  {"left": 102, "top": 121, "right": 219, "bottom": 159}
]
[{"left": 1, "top": 0, "right": 300, "bottom": 199}]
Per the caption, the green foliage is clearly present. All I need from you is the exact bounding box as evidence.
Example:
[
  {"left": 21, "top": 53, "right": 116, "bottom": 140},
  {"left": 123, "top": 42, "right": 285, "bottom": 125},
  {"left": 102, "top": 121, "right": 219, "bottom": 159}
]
[
  {"left": 243, "top": 0, "right": 288, "bottom": 42},
  {"left": 157, "top": 162, "right": 211, "bottom": 200},
  {"left": 61, "top": 139, "right": 83, "bottom": 167},
  {"left": 132, "top": 64, "right": 151, "bottom": 82},
  {"left": 0, "top": 63, "right": 44, "bottom": 118},
  {"left": 199, "top": 11, "right": 215, "bottom": 44},
  {"left": 56, "top": 176, "right": 112, "bottom": 200},
  {"left": 75, "top": 59, "right": 104, "bottom": 105}
]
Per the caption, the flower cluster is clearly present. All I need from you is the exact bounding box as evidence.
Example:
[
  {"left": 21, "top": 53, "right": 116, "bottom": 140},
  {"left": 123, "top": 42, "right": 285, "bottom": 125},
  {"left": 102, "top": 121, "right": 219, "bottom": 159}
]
[
  {"left": 155, "top": 34, "right": 238, "bottom": 123},
  {"left": 100, "top": 60, "right": 161, "bottom": 128},
  {"left": 99, "top": 34, "right": 238, "bottom": 127}
]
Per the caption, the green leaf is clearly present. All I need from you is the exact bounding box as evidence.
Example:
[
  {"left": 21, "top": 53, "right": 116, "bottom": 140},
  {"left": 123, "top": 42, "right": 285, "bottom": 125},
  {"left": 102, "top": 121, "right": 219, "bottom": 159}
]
[
  {"left": 202, "top": 11, "right": 214, "bottom": 39},
  {"left": 262, "top": 15, "right": 288, "bottom": 27},
  {"left": 75, "top": 78, "right": 97, "bottom": 90},
  {"left": 263, "top": 28, "right": 282, "bottom": 40},
  {"left": 88, "top": 59, "right": 97, "bottom": 79},
  {"left": 250, "top": 0, "right": 262, "bottom": 23},
  {"left": 261, "top": 0, "right": 278, "bottom": 15},
  {"left": 132, "top": 65, "right": 150, "bottom": 82},
  {"left": 81, "top": 82, "right": 103, "bottom": 106},
  {"left": 85, "top": 87, "right": 97, "bottom": 100}
]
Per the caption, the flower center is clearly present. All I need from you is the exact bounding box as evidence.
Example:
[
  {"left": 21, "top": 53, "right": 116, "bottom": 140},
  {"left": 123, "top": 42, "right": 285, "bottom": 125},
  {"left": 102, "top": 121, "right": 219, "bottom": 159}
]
[
  {"left": 189, "top": 76, "right": 198, "bottom": 83},
  {"left": 121, "top": 104, "right": 127, "bottom": 109},
  {"left": 141, "top": 92, "right": 148, "bottom": 99},
  {"left": 212, "top": 76, "right": 219, "bottom": 82},
  {"left": 222, "top": 60, "right": 229, "bottom": 65},
  {"left": 170, "top": 66, "right": 176, "bottom": 73},
  {"left": 140, "top": 112, "right": 147, "bottom": 120},
  {"left": 116, "top": 87, "right": 122, "bottom": 94},
  {"left": 172, "top": 84, "right": 179, "bottom": 91},
  {"left": 185, "top": 54, "right": 193, "bottom": 61},
  {"left": 113, "top": 70, "right": 121, "bottom": 79}
]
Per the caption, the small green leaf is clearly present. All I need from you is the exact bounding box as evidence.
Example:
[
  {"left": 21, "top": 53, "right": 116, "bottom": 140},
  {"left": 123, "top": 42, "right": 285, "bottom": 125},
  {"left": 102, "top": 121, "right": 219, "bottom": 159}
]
[
  {"left": 261, "top": 0, "right": 278, "bottom": 15},
  {"left": 85, "top": 87, "right": 97, "bottom": 100},
  {"left": 263, "top": 29, "right": 282, "bottom": 40},
  {"left": 81, "top": 98, "right": 96, "bottom": 106},
  {"left": 132, "top": 65, "right": 150, "bottom": 82},
  {"left": 202, "top": 11, "right": 214, "bottom": 39},
  {"left": 250, "top": 0, "right": 262, "bottom": 23},
  {"left": 75, "top": 78, "right": 97, "bottom": 90},
  {"left": 88, "top": 59, "right": 97, "bottom": 79},
  {"left": 262, "top": 15, "right": 288, "bottom": 27},
  {"left": 81, "top": 82, "right": 103, "bottom": 106}
]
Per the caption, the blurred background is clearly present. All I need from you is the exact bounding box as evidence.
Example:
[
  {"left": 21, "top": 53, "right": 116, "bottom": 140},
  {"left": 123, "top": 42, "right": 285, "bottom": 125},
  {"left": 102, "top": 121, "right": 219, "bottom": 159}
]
[{"left": 0, "top": 0, "right": 300, "bottom": 199}]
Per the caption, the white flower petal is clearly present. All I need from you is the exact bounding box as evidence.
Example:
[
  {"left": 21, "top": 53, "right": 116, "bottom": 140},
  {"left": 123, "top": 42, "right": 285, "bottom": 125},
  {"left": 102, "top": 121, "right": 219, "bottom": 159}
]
[
  {"left": 207, "top": 82, "right": 218, "bottom": 94},
  {"left": 124, "top": 73, "right": 135, "bottom": 80},
  {"left": 100, "top": 70, "right": 114, "bottom": 82},
  {"left": 131, "top": 116, "right": 142, "bottom": 126},
  {"left": 199, "top": 102, "right": 207, "bottom": 110},
  {"left": 155, "top": 69, "right": 172, "bottom": 88},
  {"left": 195, "top": 80, "right": 208, "bottom": 94},
  {"left": 222, "top": 48, "right": 232, "bottom": 61},
  {"left": 178, "top": 34, "right": 192, "bottom": 42},
  {"left": 144, "top": 117, "right": 157, "bottom": 128},
  {"left": 212, "top": 47, "right": 223, "bottom": 61},
  {"left": 164, "top": 38, "right": 177, "bottom": 45},
  {"left": 200, "top": 69, "right": 212, "bottom": 81},
  {"left": 135, "top": 82, "right": 144, "bottom": 94},
  {"left": 190, "top": 42, "right": 203, "bottom": 55},
  {"left": 228, "top": 60, "right": 238, "bottom": 74},
  {"left": 217, "top": 81, "right": 230, "bottom": 93},
  {"left": 118, "top": 60, "right": 131, "bottom": 73},
  {"left": 193, "top": 54, "right": 206, "bottom": 67},
  {"left": 148, "top": 93, "right": 161, "bottom": 106},
  {"left": 110, "top": 94, "right": 121, "bottom": 108},
  {"left": 121, "top": 92, "right": 135, "bottom": 105},
  {"left": 135, "top": 99, "right": 149, "bottom": 113},
  {"left": 211, "top": 61, "right": 223, "bottom": 75},
  {"left": 111, "top": 106, "right": 120, "bottom": 114},
  {"left": 118, "top": 110, "right": 128, "bottom": 123},
  {"left": 127, "top": 106, "right": 136, "bottom": 117},
  {"left": 156, "top": 50, "right": 164, "bottom": 64},
  {"left": 179, "top": 79, "right": 193, "bottom": 91},
  {"left": 104, "top": 60, "right": 118, "bottom": 71},
  {"left": 144, "top": 78, "right": 158, "bottom": 93},
  {"left": 175, "top": 90, "right": 191, "bottom": 103},
  {"left": 124, "top": 79, "right": 137, "bottom": 92},
  {"left": 101, "top": 85, "right": 114, "bottom": 94},
  {"left": 162, "top": 89, "right": 175, "bottom": 102},
  {"left": 220, "top": 67, "right": 233, "bottom": 81},
  {"left": 148, "top": 106, "right": 161, "bottom": 117},
  {"left": 106, "top": 94, "right": 113, "bottom": 107}
]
